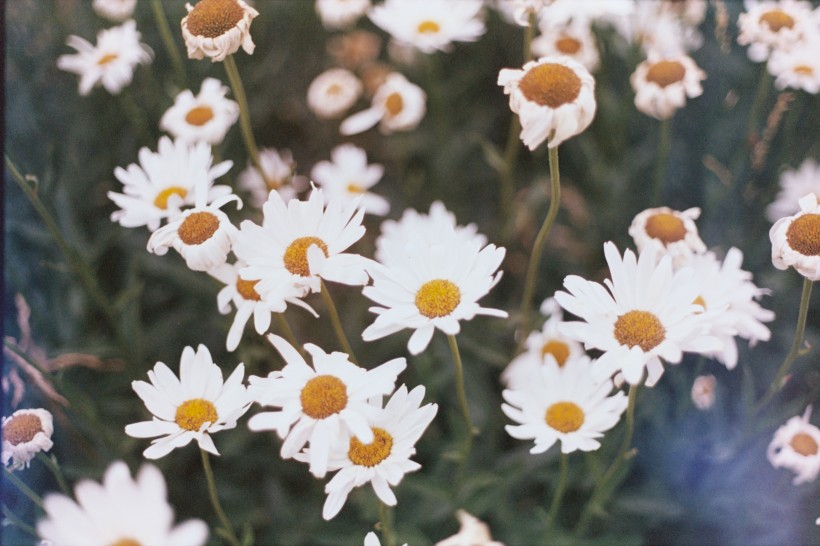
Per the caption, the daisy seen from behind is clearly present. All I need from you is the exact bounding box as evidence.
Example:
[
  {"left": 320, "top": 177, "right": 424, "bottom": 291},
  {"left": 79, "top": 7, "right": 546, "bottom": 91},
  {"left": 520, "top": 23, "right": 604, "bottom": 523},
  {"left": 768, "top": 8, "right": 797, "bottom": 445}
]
[
  {"left": 766, "top": 159, "right": 820, "bottom": 222},
  {"left": 311, "top": 143, "right": 389, "bottom": 216},
  {"left": 316, "top": 0, "right": 371, "bottom": 30},
  {"left": 767, "top": 406, "right": 820, "bottom": 485},
  {"left": 92, "top": 0, "right": 137, "bottom": 22},
  {"left": 237, "top": 147, "right": 304, "bottom": 208},
  {"left": 160, "top": 77, "right": 240, "bottom": 145},
  {"left": 2, "top": 408, "right": 53, "bottom": 470},
  {"left": 770, "top": 193, "right": 820, "bottom": 280},
  {"left": 341, "top": 72, "right": 426, "bottom": 135},
  {"left": 628, "top": 206, "right": 707, "bottom": 265},
  {"left": 630, "top": 54, "right": 706, "bottom": 120},
  {"left": 435, "top": 510, "right": 505, "bottom": 546},
  {"left": 181, "top": 0, "right": 259, "bottom": 62},
  {"left": 125, "top": 344, "right": 250, "bottom": 459}
]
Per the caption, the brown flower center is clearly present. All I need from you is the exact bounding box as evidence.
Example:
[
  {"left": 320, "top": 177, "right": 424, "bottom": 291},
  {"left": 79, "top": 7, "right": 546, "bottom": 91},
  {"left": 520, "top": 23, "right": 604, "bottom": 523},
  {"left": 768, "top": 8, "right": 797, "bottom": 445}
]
[
  {"left": 178, "top": 211, "right": 220, "bottom": 245},
  {"left": 545, "top": 401, "right": 585, "bottom": 433},
  {"left": 3, "top": 414, "right": 44, "bottom": 445},
  {"left": 175, "top": 399, "right": 218, "bottom": 431},
  {"left": 300, "top": 375, "right": 348, "bottom": 419},
  {"left": 348, "top": 427, "right": 393, "bottom": 467},
  {"left": 326, "top": 83, "right": 343, "bottom": 96},
  {"left": 185, "top": 105, "right": 215, "bottom": 126},
  {"left": 186, "top": 0, "right": 245, "bottom": 38},
  {"left": 645, "top": 60, "right": 686, "bottom": 88},
  {"left": 384, "top": 92, "right": 404, "bottom": 117},
  {"left": 417, "top": 20, "right": 441, "bottom": 34},
  {"left": 415, "top": 279, "right": 461, "bottom": 318},
  {"left": 109, "top": 539, "right": 142, "bottom": 546},
  {"left": 793, "top": 65, "right": 814, "bottom": 75},
  {"left": 236, "top": 278, "right": 261, "bottom": 301},
  {"left": 519, "top": 62, "right": 582, "bottom": 108},
  {"left": 556, "top": 36, "right": 582, "bottom": 55},
  {"left": 786, "top": 213, "right": 820, "bottom": 256},
  {"left": 541, "top": 340, "right": 571, "bottom": 366},
  {"left": 759, "top": 9, "right": 795, "bottom": 32},
  {"left": 98, "top": 53, "right": 119, "bottom": 65},
  {"left": 153, "top": 186, "right": 189, "bottom": 210},
  {"left": 614, "top": 310, "right": 666, "bottom": 352},
  {"left": 645, "top": 212, "right": 687, "bottom": 244},
  {"left": 283, "top": 236, "right": 329, "bottom": 277},
  {"left": 790, "top": 432, "right": 819, "bottom": 456}
]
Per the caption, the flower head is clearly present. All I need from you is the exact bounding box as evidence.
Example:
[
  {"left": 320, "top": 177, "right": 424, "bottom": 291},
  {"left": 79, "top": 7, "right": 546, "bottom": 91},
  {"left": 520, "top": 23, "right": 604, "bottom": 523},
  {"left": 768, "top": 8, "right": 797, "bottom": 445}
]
[
  {"left": 308, "top": 68, "right": 364, "bottom": 120},
  {"left": 237, "top": 147, "right": 305, "bottom": 208},
  {"left": 435, "top": 510, "right": 505, "bottom": 546},
  {"left": 311, "top": 143, "right": 389, "bottom": 216},
  {"left": 691, "top": 374, "right": 717, "bottom": 410},
  {"left": 532, "top": 21, "right": 600, "bottom": 72},
  {"left": 341, "top": 73, "right": 426, "bottom": 135},
  {"left": 767, "top": 38, "right": 820, "bottom": 93},
  {"left": 628, "top": 206, "right": 707, "bottom": 265},
  {"left": 181, "top": 0, "right": 259, "bottom": 62},
  {"left": 770, "top": 193, "right": 820, "bottom": 280},
  {"left": 316, "top": 0, "right": 372, "bottom": 30},
  {"left": 768, "top": 406, "right": 820, "bottom": 485},
  {"left": 92, "top": 0, "right": 137, "bottom": 22},
  {"left": 738, "top": 0, "right": 815, "bottom": 62},
  {"left": 160, "top": 78, "right": 240, "bottom": 145},
  {"left": 630, "top": 54, "right": 706, "bottom": 120},
  {"left": 767, "top": 159, "right": 820, "bottom": 222},
  {"left": 2, "top": 408, "right": 53, "bottom": 470}
]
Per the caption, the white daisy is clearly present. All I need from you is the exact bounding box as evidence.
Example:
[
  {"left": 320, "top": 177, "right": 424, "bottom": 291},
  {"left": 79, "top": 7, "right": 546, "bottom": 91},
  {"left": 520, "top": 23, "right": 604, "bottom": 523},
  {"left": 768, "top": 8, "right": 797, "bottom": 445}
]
[
  {"left": 125, "top": 344, "right": 250, "bottom": 459},
  {"left": 495, "top": 0, "right": 551, "bottom": 27},
  {"left": 340, "top": 72, "right": 426, "bottom": 135},
  {"left": 615, "top": 1, "right": 706, "bottom": 58},
  {"left": 767, "top": 406, "right": 820, "bottom": 485},
  {"left": 630, "top": 54, "right": 706, "bottom": 120},
  {"left": 92, "top": 0, "right": 137, "bottom": 22},
  {"left": 311, "top": 143, "right": 389, "bottom": 216},
  {"left": 531, "top": 21, "right": 600, "bottom": 72},
  {"left": 554, "top": 242, "right": 723, "bottom": 387},
  {"left": 316, "top": 0, "right": 371, "bottom": 30},
  {"left": 307, "top": 68, "right": 364, "bottom": 120},
  {"left": 236, "top": 147, "right": 305, "bottom": 208},
  {"left": 691, "top": 374, "right": 717, "bottom": 410},
  {"left": 56, "top": 20, "right": 153, "bottom": 96},
  {"left": 536, "top": 0, "right": 635, "bottom": 30},
  {"left": 247, "top": 335, "right": 407, "bottom": 478},
  {"left": 435, "top": 510, "right": 505, "bottom": 546},
  {"left": 770, "top": 193, "right": 820, "bottom": 280},
  {"left": 502, "top": 356, "right": 628, "bottom": 454},
  {"left": 628, "top": 206, "right": 707, "bottom": 265},
  {"left": 181, "top": 0, "right": 259, "bottom": 62},
  {"left": 767, "top": 39, "right": 820, "bottom": 94},
  {"left": 498, "top": 55, "right": 597, "bottom": 149},
  {"left": 766, "top": 159, "right": 820, "bottom": 222},
  {"left": 37, "top": 461, "right": 208, "bottom": 546},
  {"left": 737, "top": 0, "right": 815, "bottom": 62},
  {"left": 108, "top": 136, "right": 233, "bottom": 232},
  {"left": 2, "top": 408, "right": 54, "bottom": 470},
  {"left": 159, "top": 77, "right": 240, "bottom": 145}
]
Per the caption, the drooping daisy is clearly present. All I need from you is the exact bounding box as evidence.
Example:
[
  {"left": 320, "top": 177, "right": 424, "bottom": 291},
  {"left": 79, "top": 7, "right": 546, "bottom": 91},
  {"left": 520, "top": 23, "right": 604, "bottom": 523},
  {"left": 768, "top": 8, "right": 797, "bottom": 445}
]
[
  {"left": 2, "top": 408, "right": 53, "bottom": 470},
  {"left": 503, "top": 355, "right": 628, "bottom": 454},
  {"left": 767, "top": 406, "right": 820, "bottom": 485},
  {"left": 498, "top": 55, "right": 597, "bottom": 149},
  {"left": 37, "top": 461, "right": 209, "bottom": 546},
  {"left": 307, "top": 68, "right": 364, "bottom": 120},
  {"left": 316, "top": 0, "right": 371, "bottom": 30},
  {"left": 108, "top": 136, "right": 233, "bottom": 232},
  {"left": 435, "top": 510, "right": 505, "bottom": 546},
  {"left": 247, "top": 335, "right": 407, "bottom": 478},
  {"left": 340, "top": 72, "right": 426, "bottom": 135},
  {"left": 181, "top": 0, "right": 259, "bottom": 62},
  {"left": 691, "top": 374, "right": 717, "bottom": 410},
  {"left": 56, "top": 20, "right": 153, "bottom": 96},
  {"left": 554, "top": 242, "right": 723, "bottom": 387},
  {"left": 737, "top": 0, "right": 815, "bottom": 62},
  {"left": 630, "top": 54, "right": 706, "bottom": 120},
  {"left": 766, "top": 159, "right": 820, "bottom": 222},
  {"left": 628, "top": 206, "right": 707, "bottom": 265},
  {"left": 92, "top": 0, "right": 137, "bottom": 22},
  {"left": 531, "top": 21, "right": 600, "bottom": 72},
  {"left": 767, "top": 39, "right": 820, "bottom": 93},
  {"left": 369, "top": 0, "right": 486, "bottom": 54},
  {"left": 311, "top": 143, "right": 389, "bottom": 216},
  {"left": 236, "top": 147, "right": 305, "bottom": 208},
  {"left": 770, "top": 193, "right": 820, "bottom": 280},
  {"left": 160, "top": 77, "right": 240, "bottom": 145}
]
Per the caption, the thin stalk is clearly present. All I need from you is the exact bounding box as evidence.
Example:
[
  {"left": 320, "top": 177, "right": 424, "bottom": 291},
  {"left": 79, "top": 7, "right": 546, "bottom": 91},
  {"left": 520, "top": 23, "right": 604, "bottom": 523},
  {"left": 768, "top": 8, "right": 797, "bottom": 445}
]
[
  {"left": 119, "top": 88, "right": 154, "bottom": 146},
  {"left": 3, "top": 467, "right": 44, "bottom": 509},
  {"left": 447, "top": 334, "right": 475, "bottom": 479},
  {"left": 223, "top": 55, "right": 266, "bottom": 186},
  {"left": 36, "top": 453, "right": 70, "bottom": 496},
  {"left": 200, "top": 449, "right": 241, "bottom": 546},
  {"left": 2, "top": 504, "right": 39, "bottom": 537},
  {"left": 653, "top": 118, "right": 671, "bottom": 205},
  {"left": 523, "top": 11, "right": 537, "bottom": 61},
  {"left": 275, "top": 313, "right": 304, "bottom": 357},
  {"left": 379, "top": 502, "right": 396, "bottom": 546},
  {"left": 746, "top": 69, "right": 772, "bottom": 146},
  {"left": 546, "top": 452, "right": 569, "bottom": 530},
  {"left": 319, "top": 280, "right": 358, "bottom": 364},
  {"left": 150, "top": 0, "right": 187, "bottom": 87}
]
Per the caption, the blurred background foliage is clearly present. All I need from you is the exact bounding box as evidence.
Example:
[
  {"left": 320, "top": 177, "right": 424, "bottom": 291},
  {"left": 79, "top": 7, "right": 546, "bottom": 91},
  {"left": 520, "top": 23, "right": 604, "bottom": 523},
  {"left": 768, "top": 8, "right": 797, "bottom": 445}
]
[{"left": 4, "top": 1, "right": 820, "bottom": 545}]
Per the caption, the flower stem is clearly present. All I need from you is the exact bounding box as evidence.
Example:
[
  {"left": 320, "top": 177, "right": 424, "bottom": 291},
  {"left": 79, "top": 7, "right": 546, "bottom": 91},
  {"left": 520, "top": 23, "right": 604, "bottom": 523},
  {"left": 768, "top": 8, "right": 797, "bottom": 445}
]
[
  {"left": 150, "top": 0, "right": 187, "bottom": 87},
  {"left": 2, "top": 503, "right": 39, "bottom": 537},
  {"left": 200, "top": 449, "right": 241, "bottom": 546},
  {"left": 653, "top": 118, "right": 671, "bottom": 205},
  {"left": 447, "top": 334, "right": 475, "bottom": 474},
  {"left": 379, "top": 502, "right": 396, "bottom": 546},
  {"left": 119, "top": 88, "right": 154, "bottom": 146},
  {"left": 223, "top": 55, "right": 267, "bottom": 187},
  {"left": 36, "top": 452, "right": 70, "bottom": 496},
  {"left": 2, "top": 467, "right": 44, "bottom": 509},
  {"left": 275, "top": 313, "right": 304, "bottom": 357},
  {"left": 546, "top": 452, "right": 569, "bottom": 531},
  {"left": 319, "top": 280, "right": 359, "bottom": 364}
]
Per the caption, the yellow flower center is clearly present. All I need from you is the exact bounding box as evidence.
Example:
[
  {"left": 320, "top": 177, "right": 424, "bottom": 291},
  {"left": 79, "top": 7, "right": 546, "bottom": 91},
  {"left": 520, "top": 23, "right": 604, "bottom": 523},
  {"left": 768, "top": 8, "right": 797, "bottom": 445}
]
[
  {"left": 545, "top": 401, "right": 585, "bottom": 433},
  {"left": 790, "top": 432, "right": 819, "bottom": 456},
  {"left": 185, "top": 105, "right": 215, "bottom": 126},
  {"left": 613, "top": 310, "right": 666, "bottom": 352},
  {"left": 645, "top": 60, "right": 686, "bottom": 88},
  {"left": 346, "top": 183, "right": 364, "bottom": 194},
  {"left": 186, "top": 0, "right": 245, "bottom": 38},
  {"left": 645, "top": 212, "right": 687, "bottom": 244},
  {"left": 326, "top": 83, "right": 343, "bottom": 96},
  {"left": 283, "top": 236, "right": 329, "bottom": 277},
  {"left": 541, "top": 339, "right": 571, "bottom": 367},
  {"left": 3, "top": 414, "right": 44, "bottom": 445},
  {"left": 300, "top": 375, "right": 348, "bottom": 419},
  {"left": 555, "top": 36, "right": 582, "bottom": 55},
  {"left": 384, "top": 92, "right": 404, "bottom": 117},
  {"left": 519, "top": 62, "right": 582, "bottom": 108},
  {"left": 236, "top": 278, "right": 261, "bottom": 301},
  {"left": 348, "top": 427, "right": 393, "bottom": 467},
  {"left": 153, "top": 186, "right": 188, "bottom": 210},
  {"left": 109, "top": 538, "right": 142, "bottom": 546},
  {"left": 759, "top": 9, "right": 795, "bottom": 32},
  {"left": 417, "top": 20, "right": 441, "bottom": 34},
  {"left": 178, "top": 211, "right": 220, "bottom": 245},
  {"left": 98, "top": 53, "right": 118, "bottom": 65},
  {"left": 786, "top": 213, "right": 820, "bottom": 256},
  {"left": 793, "top": 65, "right": 814, "bottom": 75},
  {"left": 175, "top": 399, "right": 218, "bottom": 431},
  {"left": 415, "top": 279, "right": 461, "bottom": 319}
]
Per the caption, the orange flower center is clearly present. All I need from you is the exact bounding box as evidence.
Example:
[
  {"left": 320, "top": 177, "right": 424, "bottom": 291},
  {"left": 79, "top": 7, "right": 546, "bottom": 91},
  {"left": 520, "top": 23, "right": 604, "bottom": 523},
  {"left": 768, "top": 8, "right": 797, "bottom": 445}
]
[
  {"left": 153, "top": 186, "right": 188, "bottom": 210},
  {"left": 519, "top": 63, "right": 582, "bottom": 108},
  {"left": 790, "top": 432, "right": 819, "bottom": 456},
  {"left": 415, "top": 279, "right": 461, "bottom": 318},
  {"left": 759, "top": 9, "right": 795, "bottom": 32},
  {"left": 186, "top": 0, "right": 244, "bottom": 38},
  {"left": 541, "top": 340, "right": 571, "bottom": 366},
  {"left": 614, "top": 310, "right": 666, "bottom": 352},
  {"left": 384, "top": 92, "right": 404, "bottom": 117},
  {"left": 185, "top": 105, "right": 215, "bottom": 126},
  {"left": 300, "top": 375, "right": 348, "bottom": 419},
  {"left": 417, "top": 20, "right": 441, "bottom": 34},
  {"left": 3, "top": 414, "right": 43, "bottom": 445},
  {"left": 645, "top": 212, "right": 687, "bottom": 244},
  {"left": 793, "top": 65, "right": 814, "bottom": 75},
  {"left": 348, "top": 427, "right": 393, "bottom": 467},
  {"left": 283, "top": 236, "right": 329, "bottom": 277},
  {"left": 786, "top": 213, "right": 820, "bottom": 256},
  {"left": 545, "top": 401, "right": 585, "bottom": 433},
  {"left": 236, "top": 278, "right": 261, "bottom": 301},
  {"left": 555, "top": 36, "right": 582, "bottom": 55},
  {"left": 326, "top": 83, "right": 343, "bottom": 96},
  {"left": 175, "top": 399, "right": 218, "bottom": 431},
  {"left": 98, "top": 53, "right": 119, "bottom": 65},
  {"left": 692, "top": 295, "right": 707, "bottom": 312},
  {"left": 109, "top": 538, "right": 142, "bottom": 546},
  {"left": 178, "top": 211, "right": 220, "bottom": 245},
  {"left": 645, "top": 60, "right": 686, "bottom": 88},
  {"left": 346, "top": 183, "right": 364, "bottom": 193}
]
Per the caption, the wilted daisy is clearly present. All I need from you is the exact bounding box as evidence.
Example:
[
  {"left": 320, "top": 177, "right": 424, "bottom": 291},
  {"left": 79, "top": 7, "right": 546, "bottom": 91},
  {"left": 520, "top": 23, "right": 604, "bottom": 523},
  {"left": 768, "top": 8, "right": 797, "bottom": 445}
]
[
  {"left": 369, "top": 0, "right": 486, "bottom": 54},
  {"left": 691, "top": 374, "right": 717, "bottom": 410},
  {"left": 92, "top": 0, "right": 137, "bottom": 22},
  {"left": 770, "top": 193, "right": 820, "bottom": 280},
  {"left": 56, "top": 20, "right": 153, "bottom": 96},
  {"left": 2, "top": 408, "right": 53, "bottom": 470},
  {"left": 181, "top": 0, "right": 259, "bottom": 62},
  {"left": 531, "top": 22, "right": 600, "bottom": 72},
  {"left": 316, "top": 0, "right": 371, "bottom": 30},
  {"left": 247, "top": 335, "right": 406, "bottom": 478},
  {"left": 307, "top": 68, "right": 364, "bottom": 120},
  {"left": 160, "top": 78, "right": 240, "bottom": 145},
  {"left": 498, "top": 55, "right": 597, "bottom": 149},
  {"left": 737, "top": 0, "right": 814, "bottom": 62},
  {"left": 341, "top": 73, "right": 426, "bottom": 135},
  {"left": 237, "top": 147, "right": 304, "bottom": 208},
  {"left": 311, "top": 143, "right": 389, "bottom": 216},
  {"left": 37, "top": 461, "right": 208, "bottom": 546},
  {"left": 555, "top": 242, "right": 723, "bottom": 387},
  {"left": 631, "top": 54, "right": 706, "bottom": 120},
  {"left": 108, "top": 136, "right": 233, "bottom": 232},
  {"left": 503, "top": 356, "right": 628, "bottom": 453},
  {"left": 435, "top": 510, "right": 505, "bottom": 546},
  {"left": 628, "top": 206, "right": 707, "bottom": 265},
  {"left": 125, "top": 344, "right": 250, "bottom": 459},
  {"left": 767, "top": 406, "right": 820, "bottom": 485},
  {"left": 766, "top": 159, "right": 820, "bottom": 222},
  {"left": 767, "top": 40, "right": 820, "bottom": 93}
]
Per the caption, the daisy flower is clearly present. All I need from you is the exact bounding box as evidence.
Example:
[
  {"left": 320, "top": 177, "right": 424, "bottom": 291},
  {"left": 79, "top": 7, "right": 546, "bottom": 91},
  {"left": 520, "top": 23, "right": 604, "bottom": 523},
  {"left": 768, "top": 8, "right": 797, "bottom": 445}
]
[
  {"left": 237, "top": 147, "right": 305, "bottom": 208},
  {"left": 181, "top": 0, "right": 259, "bottom": 62},
  {"left": 531, "top": 21, "right": 600, "bottom": 72},
  {"left": 316, "top": 0, "right": 371, "bottom": 30},
  {"left": 327, "top": 30, "right": 383, "bottom": 71},
  {"left": 2, "top": 408, "right": 53, "bottom": 470},
  {"left": 737, "top": 0, "right": 815, "bottom": 62},
  {"left": 369, "top": 0, "right": 486, "bottom": 54},
  {"left": 767, "top": 406, "right": 820, "bottom": 485},
  {"left": 502, "top": 356, "right": 628, "bottom": 454},
  {"left": 340, "top": 73, "right": 426, "bottom": 135},
  {"left": 766, "top": 159, "right": 820, "bottom": 222},
  {"left": 108, "top": 136, "right": 233, "bottom": 232},
  {"left": 767, "top": 39, "right": 820, "bottom": 93},
  {"left": 554, "top": 242, "right": 723, "bottom": 387},
  {"left": 495, "top": 0, "right": 551, "bottom": 27},
  {"left": 616, "top": 1, "right": 705, "bottom": 58},
  {"left": 160, "top": 78, "right": 240, "bottom": 145},
  {"left": 691, "top": 374, "right": 717, "bottom": 410},
  {"left": 125, "top": 344, "right": 250, "bottom": 459},
  {"left": 37, "top": 461, "right": 208, "bottom": 546},
  {"left": 435, "top": 510, "right": 505, "bottom": 546},
  {"left": 537, "top": 0, "right": 635, "bottom": 30},
  {"left": 498, "top": 55, "right": 597, "bottom": 149},
  {"left": 770, "top": 193, "right": 820, "bottom": 280},
  {"left": 311, "top": 143, "right": 389, "bottom": 216},
  {"left": 56, "top": 20, "right": 153, "bottom": 96},
  {"left": 630, "top": 54, "right": 706, "bottom": 120},
  {"left": 307, "top": 68, "right": 364, "bottom": 120},
  {"left": 628, "top": 206, "right": 707, "bottom": 265},
  {"left": 247, "top": 335, "right": 407, "bottom": 478},
  {"left": 92, "top": 0, "right": 137, "bottom": 22}
]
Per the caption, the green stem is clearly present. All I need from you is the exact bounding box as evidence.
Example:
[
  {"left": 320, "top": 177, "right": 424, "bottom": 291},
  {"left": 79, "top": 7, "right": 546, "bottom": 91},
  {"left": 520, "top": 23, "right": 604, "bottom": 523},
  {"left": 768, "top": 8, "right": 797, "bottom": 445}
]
[
  {"left": 319, "top": 280, "right": 358, "bottom": 364},
  {"left": 119, "top": 88, "right": 154, "bottom": 146},
  {"left": 2, "top": 503, "right": 39, "bottom": 537},
  {"left": 547, "top": 452, "right": 569, "bottom": 531},
  {"left": 524, "top": 11, "right": 537, "bottom": 61},
  {"left": 653, "top": 118, "right": 671, "bottom": 205},
  {"left": 150, "top": 0, "right": 187, "bottom": 87},
  {"left": 379, "top": 502, "right": 396, "bottom": 546},
  {"left": 275, "top": 313, "right": 304, "bottom": 357},
  {"left": 3, "top": 467, "right": 44, "bottom": 509},
  {"left": 746, "top": 69, "right": 772, "bottom": 145},
  {"left": 200, "top": 449, "right": 241, "bottom": 546},
  {"left": 36, "top": 453, "right": 70, "bottom": 496},
  {"left": 223, "top": 55, "right": 267, "bottom": 186},
  {"left": 447, "top": 334, "right": 475, "bottom": 476}
]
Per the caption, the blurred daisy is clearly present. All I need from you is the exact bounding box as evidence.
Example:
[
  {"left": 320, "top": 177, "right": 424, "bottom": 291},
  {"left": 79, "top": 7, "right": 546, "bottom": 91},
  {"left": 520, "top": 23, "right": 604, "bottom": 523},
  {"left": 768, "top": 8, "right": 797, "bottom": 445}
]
[
  {"left": 770, "top": 193, "right": 820, "bottom": 280},
  {"left": 554, "top": 242, "right": 723, "bottom": 387},
  {"left": 341, "top": 73, "right": 426, "bottom": 135},
  {"left": 766, "top": 159, "right": 820, "bottom": 222},
  {"left": 56, "top": 20, "right": 153, "bottom": 96},
  {"left": 498, "top": 55, "right": 596, "bottom": 149},
  {"left": 631, "top": 54, "right": 706, "bottom": 120},
  {"left": 316, "top": 0, "right": 371, "bottom": 30},
  {"left": 160, "top": 77, "right": 240, "bottom": 145},
  {"left": 737, "top": 0, "right": 814, "bottom": 62},
  {"left": 502, "top": 356, "right": 628, "bottom": 453},
  {"left": 691, "top": 374, "right": 717, "bottom": 410},
  {"left": 537, "top": 0, "right": 635, "bottom": 29},
  {"left": 125, "top": 344, "right": 250, "bottom": 459},
  {"left": 628, "top": 206, "right": 707, "bottom": 265},
  {"left": 108, "top": 136, "right": 233, "bottom": 231},
  {"left": 92, "top": 0, "right": 137, "bottom": 22},
  {"left": 307, "top": 68, "right": 364, "bottom": 120},
  {"left": 616, "top": 1, "right": 705, "bottom": 58},
  {"left": 369, "top": 0, "right": 486, "bottom": 54},
  {"left": 247, "top": 335, "right": 406, "bottom": 478},
  {"left": 495, "top": 0, "right": 551, "bottom": 27},
  {"left": 531, "top": 22, "right": 600, "bottom": 72},
  {"left": 237, "top": 147, "right": 304, "bottom": 208},
  {"left": 327, "top": 30, "right": 383, "bottom": 70},
  {"left": 435, "top": 510, "right": 505, "bottom": 546},
  {"left": 311, "top": 143, "right": 389, "bottom": 216},
  {"left": 767, "top": 40, "right": 820, "bottom": 93},
  {"left": 181, "top": 0, "right": 259, "bottom": 62},
  {"left": 768, "top": 406, "right": 820, "bottom": 485},
  {"left": 37, "top": 461, "right": 208, "bottom": 546},
  {"left": 2, "top": 408, "right": 53, "bottom": 470}
]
